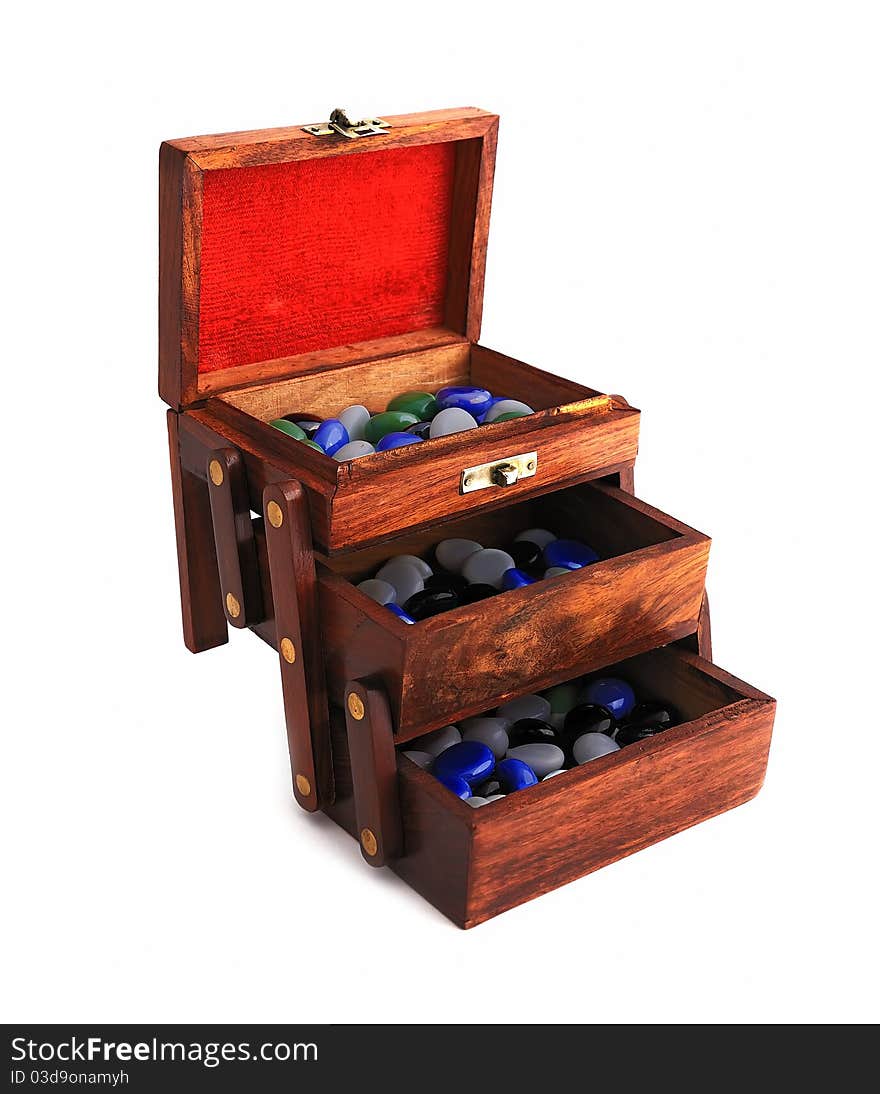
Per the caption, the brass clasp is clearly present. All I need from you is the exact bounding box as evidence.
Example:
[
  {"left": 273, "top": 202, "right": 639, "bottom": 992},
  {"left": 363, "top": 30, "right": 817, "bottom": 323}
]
[
  {"left": 460, "top": 453, "right": 538, "bottom": 494},
  {"left": 303, "top": 108, "right": 391, "bottom": 140}
]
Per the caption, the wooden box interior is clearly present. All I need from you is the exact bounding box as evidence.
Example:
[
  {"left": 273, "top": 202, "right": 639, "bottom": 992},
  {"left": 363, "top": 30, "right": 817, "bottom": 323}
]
[{"left": 325, "top": 645, "right": 776, "bottom": 927}]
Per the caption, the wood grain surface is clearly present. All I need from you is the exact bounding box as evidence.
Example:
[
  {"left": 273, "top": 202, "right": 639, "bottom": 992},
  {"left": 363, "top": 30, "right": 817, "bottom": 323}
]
[{"left": 206, "top": 447, "right": 264, "bottom": 629}]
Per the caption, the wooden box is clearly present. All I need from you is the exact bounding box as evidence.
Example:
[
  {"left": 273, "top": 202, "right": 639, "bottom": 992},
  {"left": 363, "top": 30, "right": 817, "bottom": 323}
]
[{"left": 161, "top": 106, "right": 775, "bottom": 927}]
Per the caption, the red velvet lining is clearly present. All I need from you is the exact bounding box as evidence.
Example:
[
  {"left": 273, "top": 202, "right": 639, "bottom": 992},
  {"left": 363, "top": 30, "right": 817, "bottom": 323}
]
[{"left": 198, "top": 143, "right": 456, "bottom": 373}]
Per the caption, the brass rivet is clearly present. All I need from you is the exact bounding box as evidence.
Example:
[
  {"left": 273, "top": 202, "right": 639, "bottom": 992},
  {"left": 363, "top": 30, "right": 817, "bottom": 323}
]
[
  {"left": 225, "top": 592, "right": 241, "bottom": 618},
  {"left": 348, "top": 693, "right": 365, "bottom": 720},
  {"left": 208, "top": 459, "right": 224, "bottom": 486},
  {"left": 361, "top": 828, "right": 378, "bottom": 856},
  {"left": 267, "top": 500, "right": 283, "bottom": 528},
  {"left": 295, "top": 773, "right": 312, "bottom": 797},
  {"left": 527, "top": 460, "right": 536, "bottom": 471},
  {"left": 463, "top": 476, "right": 473, "bottom": 488},
  {"left": 280, "top": 637, "right": 296, "bottom": 664}
]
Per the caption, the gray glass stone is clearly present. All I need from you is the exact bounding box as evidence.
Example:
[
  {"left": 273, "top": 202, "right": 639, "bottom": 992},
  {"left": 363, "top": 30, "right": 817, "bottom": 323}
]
[
  {"left": 573, "top": 732, "right": 620, "bottom": 764},
  {"left": 461, "top": 718, "right": 510, "bottom": 759},
  {"left": 429, "top": 407, "right": 479, "bottom": 438},
  {"left": 482, "top": 398, "right": 535, "bottom": 423},
  {"left": 376, "top": 559, "right": 425, "bottom": 604},
  {"left": 411, "top": 725, "right": 461, "bottom": 757},
  {"left": 461, "top": 548, "right": 516, "bottom": 589},
  {"left": 497, "top": 693, "right": 552, "bottom": 723},
  {"left": 515, "top": 528, "right": 557, "bottom": 548},
  {"left": 356, "top": 578, "right": 397, "bottom": 605},
  {"left": 435, "top": 538, "right": 483, "bottom": 573},
  {"left": 333, "top": 439, "right": 375, "bottom": 461},
  {"left": 506, "top": 743, "right": 566, "bottom": 779},
  {"left": 339, "top": 404, "right": 371, "bottom": 441}
]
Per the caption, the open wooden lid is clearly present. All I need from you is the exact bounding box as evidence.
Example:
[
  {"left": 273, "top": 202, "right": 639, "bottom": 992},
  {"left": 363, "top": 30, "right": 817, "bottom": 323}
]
[{"left": 159, "top": 107, "right": 499, "bottom": 409}]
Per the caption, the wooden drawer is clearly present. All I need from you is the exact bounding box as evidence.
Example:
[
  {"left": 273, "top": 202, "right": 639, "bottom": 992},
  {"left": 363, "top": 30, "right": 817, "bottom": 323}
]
[
  {"left": 201, "top": 339, "right": 640, "bottom": 553},
  {"left": 318, "top": 481, "right": 711, "bottom": 740},
  {"left": 326, "top": 646, "right": 776, "bottom": 928}
]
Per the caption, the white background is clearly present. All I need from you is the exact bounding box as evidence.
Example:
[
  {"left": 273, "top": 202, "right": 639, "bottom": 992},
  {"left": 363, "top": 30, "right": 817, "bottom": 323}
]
[{"left": 3, "top": 0, "right": 878, "bottom": 1024}]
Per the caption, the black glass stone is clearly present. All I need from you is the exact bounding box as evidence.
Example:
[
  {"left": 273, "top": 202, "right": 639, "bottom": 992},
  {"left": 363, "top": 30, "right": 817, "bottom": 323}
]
[
  {"left": 561, "top": 703, "right": 616, "bottom": 752},
  {"left": 507, "top": 718, "right": 562, "bottom": 748},
  {"left": 627, "top": 701, "right": 680, "bottom": 730},
  {"left": 508, "top": 539, "right": 542, "bottom": 571},
  {"left": 475, "top": 778, "right": 502, "bottom": 798},
  {"left": 402, "top": 588, "right": 459, "bottom": 621},
  {"left": 459, "top": 583, "right": 497, "bottom": 604},
  {"left": 425, "top": 571, "right": 469, "bottom": 596},
  {"left": 615, "top": 722, "right": 667, "bottom": 747},
  {"left": 407, "top": 421, "right": 433, "bottom": 440}
]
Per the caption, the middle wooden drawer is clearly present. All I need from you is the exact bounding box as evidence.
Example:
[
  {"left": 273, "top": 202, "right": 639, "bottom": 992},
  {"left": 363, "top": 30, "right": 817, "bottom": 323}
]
[{"left": 318, "top": 481, "right": 710, "bottom": 742}]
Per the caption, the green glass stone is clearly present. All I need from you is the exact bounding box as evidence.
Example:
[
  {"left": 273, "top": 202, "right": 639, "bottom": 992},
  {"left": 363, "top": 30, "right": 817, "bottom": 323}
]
[
  {"left": 491, "top": 411, "right": 529, "bottom": 423},
  {"left": 545, "top": 682, "right": 580, "bottom": 715},
  {"left": 387, "top": 390, "right": 440, "bottom": 420},
  {"left": 270, "top": 419, "right": 307, "bottom": 441},
  {"left": 364, "top": 411, "right": 419, "bottom": 445},
  {"left": 298, "top": 438, "right": 325, "bottom": 452}
]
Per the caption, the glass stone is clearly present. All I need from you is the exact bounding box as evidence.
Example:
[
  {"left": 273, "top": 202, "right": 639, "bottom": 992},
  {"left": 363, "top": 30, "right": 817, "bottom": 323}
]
[
  {"left": 436, "top": 774, "right": 472, "bottom": 799},
  {"left": 339, "top": 405, "right": 371, "bottom": 441},
  {"left": 385, "top": 603, "right": 416, "bottom": 624},
  {"left": 376, "top": 559, "right": 425, "bottom": 604},
  {"left": 425, "top": 571, "right": 469, "bottom": 596},
  {"left": 407, "top": 421, "right": 433, "bottom": 440},
  {"left": 462, "top": 720, "right": 510, "bottom": 760},
  {"left": 385, "top": 554, "right": 433, "bottom": 579},
  {"left": 461, "top": 548, "right": 517, "bottom": 589},
  {"left": 484, "top": 794, "right": 507, "bottom": 802},
  {"left": 495, "top": 757, "right": 539, "bottom": 792},
  {"left": 403, "top": 588, "right": 459, "bottom": 621},
  {"left": 357, "top": 578, "right": 397, "bottom": 605},
  {"left": 615, "top": 723, "right": 667, "bottom": 747},
  {"left": 296, "top": 439, "right": 325, "bottom": 453},
  {"left": 497, "top": 693, "right": 552, "bottom": 723},
  {"left": 544, "top": 682, "right": 581, "bottom": 715},
  {"left": 544, "top": 567, "right": 571, "bottom": 578},
  {"left": 474, "top": 396, "right": 507, "bottom": 423},
  {"left": 282, "top": 414, "right": 322, "bottom": 438},
  {"left": 466, "top": 796, "right": 490, "bottom": 807},
  {"left": 572, "top": 732, "right": 620, "bottom": 764},
  {"left": 501, "top": 567, "right": 535, "bottom": 590},
  {"left": 580, "top": 678, "right": 637, "bottom": 719},
  {"left": 543, "top": 539, "right": 600, "bottom": 570},
  {"left": 506, "top": 743, "right": 565, "bottom": 779},
  {"left": 436, "top": 385, "right": 493, "bottom": 416},
  {"left": 491, "top": 411, "right": 529, "bottom": 422},
  {"left": 387, "top": 390, "right": 440, "bottom": 420},
  {"left": 364, "top": 411, "right": 420, "bottom": 445},
  {"left": 627, "top": 701, "right": 680, "bottom": 730},
  {"left": 401, "top": 750, "right": 434, "bottom": 769},
  {"left": 375, "top": 431, "right": 423, "bottom": 452},
  {"left": 460, "top": 583, "right": 497, "bottom": 604},
  {"left": 542, "top": 769, "right": 566, "bottom": 780},
  {"left": 509, "top": 540, "right": 542, "bottom": 570},
  {"left": 474, "top": 777, "right": 503, "bottom": 798},
  {"left": 507, "top": 718, "right": 561, "bottom": 748},
  {"left": 270, "top": 419, "right": 307, "bottom": 441},
  {"left": 333, "top": 440, "right": 375, "bottom": 461},
  {"left": 482, "top": 398, "right": 535, "bottom": 423},
  {"left": 432, "top": 741, "right": 495, "bottom": 787},
  {"left": 562, "top": 702, "right": 616, "bottom": 738},
  {"left": 434, "top": 538, "right": 483, "bottom": 573},
  {"left": 411, "top": 725, "right": 461, "bottom": 756},
  {"left": 515, "top": 528, "right": 557, "bottom": 548},
  {"left": 429, "top": 407, "right": 479, "bottom": 438},
  {"left": 313, "top": 418, "right": 349, "bottom": 457}
]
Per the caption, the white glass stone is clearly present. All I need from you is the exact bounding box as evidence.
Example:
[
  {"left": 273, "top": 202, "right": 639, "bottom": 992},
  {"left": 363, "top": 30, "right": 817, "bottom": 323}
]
[
  {"left": 412, "top": 725, "right": 461, "bottom": 757},
  {"left": 356, "top": 578, "right": 397, "bottom": 605},
  {"left": 542, "top": 769, "right": 567, "bottom": 780},
  {"left": 376, "top": 559, "right": 425, "bottom": 604},
  {"left": 339, "top": 404, "right": 371, "bottom": 441},
  {"left": 461, "top": 718, "right": 510, "bottom": 759},
  {"left": 429, "top": 407, "right": 479, "bottom": 438},
  {"left": 515, "top": 528, "right": 557, "bottom": 548},
  {"left": 401, "top": 750, "right": 434, "bottom": 769},
  {"left": 435, "top": 538, "right": 483, "bottom": 573},
  {"left": 544, "top": 567, "right": 571, "bottom": 578},
  {"left": 506, "top": 743, "right": 566, "bottom": 779},
  {"left": 482, "top": 398, "right": 535, "bottom": 423},
  {"left": 333, "top": 439, "right": 375, "bottom": 461},
  {"left": 573, "top": 732, "right": 620, "bottom": 764},
  {"left": 484, "top": 794, "right": 506, "bottom": 802},
  {"left": 461, "top": 548, "right": 516, "bottom": 589},
  {"left": 383, "top": 554, "right": 433, "bottom": 579},
  {"left": 466, "top": 796, "right": 489, "bottom": 808},
  {"left": 497, "top": 693, "right": 552, "bottom": 723}
]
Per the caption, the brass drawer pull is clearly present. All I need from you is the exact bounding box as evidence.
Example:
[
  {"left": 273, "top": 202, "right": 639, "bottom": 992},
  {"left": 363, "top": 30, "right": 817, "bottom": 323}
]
[{"left": 460, "top": 452, "right": 537, "bottom": 494}]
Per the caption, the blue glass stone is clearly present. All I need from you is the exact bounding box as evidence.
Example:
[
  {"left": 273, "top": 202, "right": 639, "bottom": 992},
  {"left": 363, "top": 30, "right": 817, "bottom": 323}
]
[
  {"left": 436, "top": 773, "right": 472, "bottom": 800},
  {"left": 495, "top": 757, "right": 539, "bottom": 792},
  {"left": 375, "top": 431, "right": 424, "bottom": 452},
  {"left": 385, "top": 603, "right": 416, "bottom": 625},
  {"left": 543, "top": 539, "right": 600, "bottom": 570},
  {"left": 312, "top": 418, "right": 349, "bottom": 457},
  {"left": 432, "top": 741, "right": 495, "bottom": 787},
  {"left": 580, "top": 677, "right": 637, "bottom": 719},
  {"left": 501, "top": 567, "right": 536, "bottom": 591},
  {"left": 436, "top": 385, "right": 494, "bottom": 417}
]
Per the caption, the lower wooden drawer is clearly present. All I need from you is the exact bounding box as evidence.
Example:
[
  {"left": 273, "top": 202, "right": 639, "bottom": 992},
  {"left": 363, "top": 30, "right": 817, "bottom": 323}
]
[
  {"left": 318, "top": 481, "right": 711, "bottom": 741},
  {"left": 325, "top": 645, "right": 775, "bottom": 928}
]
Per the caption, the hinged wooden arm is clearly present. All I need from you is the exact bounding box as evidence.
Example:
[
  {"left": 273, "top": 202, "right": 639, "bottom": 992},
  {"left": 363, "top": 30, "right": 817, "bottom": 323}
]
[
  {"left": 262, "top": 480, "right": 334, "bottom": 812},
  {"left": 206, "top": 447, "right": 264, "bottom": 628},
  {"left": 344, "top": 681, "right": 403, "bottom": 868}
]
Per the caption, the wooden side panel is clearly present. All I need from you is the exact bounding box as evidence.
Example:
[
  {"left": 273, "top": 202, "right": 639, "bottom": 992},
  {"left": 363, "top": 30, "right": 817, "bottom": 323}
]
[
  {"left": 344, "top": 682, "right": 403, "bottom": 867},
  {"left": 206, "top": 447, "right": 264, "bottom": 628},
  {"left": 465, "top": 692, "right": 775, "bottom": 927}
]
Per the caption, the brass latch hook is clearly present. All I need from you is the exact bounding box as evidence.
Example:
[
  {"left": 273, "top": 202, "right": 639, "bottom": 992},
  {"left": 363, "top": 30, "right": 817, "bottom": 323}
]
[{"left": 303, "top": 108, "right": 391, "bottom": 140}]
